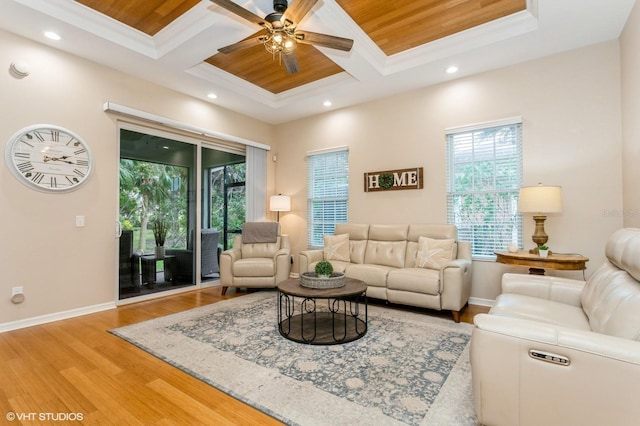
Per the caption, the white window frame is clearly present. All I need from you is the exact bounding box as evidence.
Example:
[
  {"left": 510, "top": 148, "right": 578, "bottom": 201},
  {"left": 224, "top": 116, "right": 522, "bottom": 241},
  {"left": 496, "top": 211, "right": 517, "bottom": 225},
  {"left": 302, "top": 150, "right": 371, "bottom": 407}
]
[
  {"left": 446, "top": 117, "right": 523, "bottom": 259},
  {"left": 306, "top": 146, "right": 349, "bottom": 248}
]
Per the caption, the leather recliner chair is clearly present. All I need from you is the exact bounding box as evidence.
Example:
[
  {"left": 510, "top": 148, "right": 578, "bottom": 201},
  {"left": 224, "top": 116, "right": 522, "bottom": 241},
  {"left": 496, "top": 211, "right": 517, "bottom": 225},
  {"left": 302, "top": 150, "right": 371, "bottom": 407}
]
[
  {"left": 220, "top": 223, "right": 291, "bottom": 295},
  {"left": 470, "top": 228, "right": 640, "bottom": 426}
]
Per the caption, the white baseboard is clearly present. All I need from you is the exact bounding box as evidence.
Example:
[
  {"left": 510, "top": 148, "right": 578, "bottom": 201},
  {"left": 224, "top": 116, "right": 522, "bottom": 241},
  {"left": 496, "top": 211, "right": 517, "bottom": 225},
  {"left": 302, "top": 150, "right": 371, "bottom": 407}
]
[
  {"left": 0, "top": 302, "right": 116, "bottom": 333},
  {"left": 469, "top": 297, "right": 494, "bottom": 307}
]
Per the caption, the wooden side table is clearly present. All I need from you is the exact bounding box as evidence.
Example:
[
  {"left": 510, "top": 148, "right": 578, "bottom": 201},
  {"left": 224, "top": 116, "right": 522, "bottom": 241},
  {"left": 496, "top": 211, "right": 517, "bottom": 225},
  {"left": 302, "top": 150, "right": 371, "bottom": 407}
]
[{"left": 495, "top": 251, "right": 589, "bottom": 275}]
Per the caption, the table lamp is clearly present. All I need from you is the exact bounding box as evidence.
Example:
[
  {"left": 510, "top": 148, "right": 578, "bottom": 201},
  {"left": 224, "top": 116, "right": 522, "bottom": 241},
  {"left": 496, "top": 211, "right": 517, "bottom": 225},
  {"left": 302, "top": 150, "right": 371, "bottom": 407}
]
[
  {"left": 270, "top": 194, "right": 291, "bottom": 222},
  {"left": 518, "top": 183, "right": 562, "bottom": 253}
]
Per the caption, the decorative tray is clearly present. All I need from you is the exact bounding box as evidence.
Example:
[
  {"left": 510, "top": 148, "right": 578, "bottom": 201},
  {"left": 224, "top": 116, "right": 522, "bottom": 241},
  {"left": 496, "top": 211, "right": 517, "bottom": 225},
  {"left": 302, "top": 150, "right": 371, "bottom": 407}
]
[{"left": 300, "top": 272, "right": 346, "bottom": 289}]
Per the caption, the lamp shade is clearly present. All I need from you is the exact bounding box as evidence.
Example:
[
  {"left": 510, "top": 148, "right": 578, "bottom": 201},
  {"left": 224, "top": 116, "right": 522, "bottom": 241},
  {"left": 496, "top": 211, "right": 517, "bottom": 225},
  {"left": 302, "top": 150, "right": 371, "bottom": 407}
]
[
  {"left": 518, "top": 184, "right": 562, "bottom": 213},
  {"left": 270, "top": 194, "right": 291, "bottom": 212}
]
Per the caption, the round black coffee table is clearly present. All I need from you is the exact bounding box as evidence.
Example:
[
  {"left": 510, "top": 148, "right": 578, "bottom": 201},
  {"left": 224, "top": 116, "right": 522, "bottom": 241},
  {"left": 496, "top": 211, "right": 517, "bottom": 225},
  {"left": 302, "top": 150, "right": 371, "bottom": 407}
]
[{"left": 277, "top": 277, "right": 367, "bottom": 345}]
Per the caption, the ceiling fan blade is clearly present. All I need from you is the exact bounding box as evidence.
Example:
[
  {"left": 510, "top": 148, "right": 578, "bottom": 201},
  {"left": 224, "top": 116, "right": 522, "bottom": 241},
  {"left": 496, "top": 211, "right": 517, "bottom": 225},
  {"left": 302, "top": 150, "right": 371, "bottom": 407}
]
[
  {"left": 282, "top": 52, "right": 300, "bottom": 74},
  {"left": 283, "top": 0, "right": 319, "bottom": 24},
  {"left": 218, "top": 36, "right": 263, "bottom": 54},
  {"left": 210, "top": 0, "right": 266, "bottom": 26},
  {"left": 296, "top": 30, "right": 354, "bottom": 51}
]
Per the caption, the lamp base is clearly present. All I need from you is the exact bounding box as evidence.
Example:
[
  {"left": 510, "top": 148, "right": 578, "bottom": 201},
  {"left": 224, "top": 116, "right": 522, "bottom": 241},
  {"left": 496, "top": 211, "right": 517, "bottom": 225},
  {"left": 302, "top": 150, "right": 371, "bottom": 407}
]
[{"left": 529, "top": 214, "right": 549, "bottom": 252}]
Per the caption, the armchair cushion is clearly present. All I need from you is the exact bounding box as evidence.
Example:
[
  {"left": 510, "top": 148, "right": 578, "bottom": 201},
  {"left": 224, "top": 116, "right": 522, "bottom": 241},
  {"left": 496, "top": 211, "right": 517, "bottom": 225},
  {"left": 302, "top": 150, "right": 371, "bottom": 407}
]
[{"left": 233, "top": 258, "right": 276, "bottom": 276}]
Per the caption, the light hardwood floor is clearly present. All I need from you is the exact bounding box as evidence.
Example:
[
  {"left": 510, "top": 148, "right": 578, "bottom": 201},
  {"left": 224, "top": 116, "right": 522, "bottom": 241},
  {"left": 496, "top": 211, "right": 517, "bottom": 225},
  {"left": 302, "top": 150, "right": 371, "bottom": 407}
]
[{"left": 0, "top": 286, "right": 489, "bottom": 424}]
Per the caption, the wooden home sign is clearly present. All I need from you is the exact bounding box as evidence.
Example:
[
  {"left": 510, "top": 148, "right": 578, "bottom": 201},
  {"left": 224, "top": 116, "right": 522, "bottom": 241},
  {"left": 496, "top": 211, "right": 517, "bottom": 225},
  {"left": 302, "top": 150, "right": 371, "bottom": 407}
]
[{"left": 364, "top": 167, "right": 424, "bottom": 192}]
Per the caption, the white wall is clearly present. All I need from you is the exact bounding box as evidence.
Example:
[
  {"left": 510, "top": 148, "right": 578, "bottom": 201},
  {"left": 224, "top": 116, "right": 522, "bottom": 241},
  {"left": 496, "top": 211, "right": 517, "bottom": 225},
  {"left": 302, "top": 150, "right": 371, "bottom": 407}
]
[
  {"left": 274, "top": 41, "right": 624, "bottom": 301},
  {"left": 0, "top": 29, "right": 274, "bottom": 325},
  {"left": 621, "top": 0, "right": 640, "bottom": 228}
]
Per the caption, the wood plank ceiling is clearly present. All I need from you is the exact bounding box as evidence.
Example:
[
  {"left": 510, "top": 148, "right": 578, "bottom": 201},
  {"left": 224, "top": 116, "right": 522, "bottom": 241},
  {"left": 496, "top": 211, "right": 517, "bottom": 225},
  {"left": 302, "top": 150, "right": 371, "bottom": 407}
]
[{"left": 75, "top": 0, "right": 526, "bottom": 94}]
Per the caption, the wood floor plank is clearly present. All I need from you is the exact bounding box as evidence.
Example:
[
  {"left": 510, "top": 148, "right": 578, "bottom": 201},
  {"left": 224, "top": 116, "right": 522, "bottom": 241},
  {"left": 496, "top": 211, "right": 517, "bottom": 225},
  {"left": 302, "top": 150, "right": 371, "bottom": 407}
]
[{"left": 0, "top": 286, "right": 488, "bottom": 424}]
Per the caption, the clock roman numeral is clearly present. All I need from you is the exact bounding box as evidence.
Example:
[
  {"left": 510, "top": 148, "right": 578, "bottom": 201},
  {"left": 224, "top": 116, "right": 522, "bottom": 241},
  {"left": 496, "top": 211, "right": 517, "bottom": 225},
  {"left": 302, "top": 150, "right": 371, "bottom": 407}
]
[
  {"left": 66, "top": 176, "right": 79, "bottom": 185},
  {"left": 19, "top": 138, "right": 35, "bottom": 148},
  {"left": 31, "top": 172, "right": 44, "bottom": 184},
  {"left": 14, "top": 152, "right": 30, "bottom": 159},
  {"left": 50, "top": 130, "right": 59, "bottom": 142},
  {"left": 76, "top": 159, "right": 89, "bottom": 167},
  {"left": 50, "top": 176, "right": 57, "bottom": 188},
  {"left": 33, "top": 131, "right": 45, "bottom": 142},
  {"left": 74, "top": 148, "right": 86, "bottom": 156},
  {"left": 73, "top": 169, "right": 85, "bottom": 177},
  {"left": 17, "top": 161, "right": 34, "bottom": 173}
]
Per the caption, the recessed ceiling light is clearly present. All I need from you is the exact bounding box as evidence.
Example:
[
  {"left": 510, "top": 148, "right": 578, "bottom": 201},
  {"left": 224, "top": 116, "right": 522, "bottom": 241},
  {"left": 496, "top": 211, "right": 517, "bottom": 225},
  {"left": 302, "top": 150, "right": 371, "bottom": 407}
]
[
  {"left": 44, "top": 31, "right": 61, "bottom": 41},
  {"left": 207, "top": 92, "right": 218, "bottom": 99},
  {"left": 323, "top": 100, "right": 332, "bottom": 107},
  {"left": 446, "top": 66, "right": 459, "bottom": 74},
  {"left": 162, "top": 145, "right": 170, "bottom": 150}
]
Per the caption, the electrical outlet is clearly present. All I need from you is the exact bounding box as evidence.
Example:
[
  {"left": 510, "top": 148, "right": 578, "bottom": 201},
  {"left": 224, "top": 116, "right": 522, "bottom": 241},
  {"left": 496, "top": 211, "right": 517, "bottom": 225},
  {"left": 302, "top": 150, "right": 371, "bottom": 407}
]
[{"left": 12, "top": 286, "right": 23, "bottom": 296}]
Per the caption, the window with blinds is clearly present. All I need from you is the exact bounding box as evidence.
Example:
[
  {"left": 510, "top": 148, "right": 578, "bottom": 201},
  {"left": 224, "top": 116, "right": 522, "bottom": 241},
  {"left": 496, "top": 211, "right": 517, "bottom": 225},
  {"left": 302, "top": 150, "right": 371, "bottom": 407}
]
[
  {"left": 446, "top": 118, "right": 523, "bottom": 259},
  {"left": 307, "top": 148, "right": 349, "bottom": 248}
]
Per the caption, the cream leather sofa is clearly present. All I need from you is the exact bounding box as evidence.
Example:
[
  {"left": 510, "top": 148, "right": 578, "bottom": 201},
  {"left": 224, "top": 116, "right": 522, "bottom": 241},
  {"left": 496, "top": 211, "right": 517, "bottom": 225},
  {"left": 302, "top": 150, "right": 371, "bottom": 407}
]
[
  {"left": 220, "top": 227, "right": 291, "bottom": 295},
  {"left": 471, "top": 228, "right": 640, "bottom": 426},
  {"left": 299, "top": 223, "right": 472, "bottom": 322}
]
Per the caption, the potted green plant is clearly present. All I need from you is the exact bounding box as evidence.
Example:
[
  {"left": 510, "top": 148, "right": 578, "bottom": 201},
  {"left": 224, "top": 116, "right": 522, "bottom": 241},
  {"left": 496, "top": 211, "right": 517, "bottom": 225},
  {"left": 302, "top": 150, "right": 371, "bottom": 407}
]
[
  {"left": 315, "top": 260, "right": 334, "bottom": 277},
  {"left": 152, "top": 217, "right": 168, "bottom": 258},
  {"left": 538, "top": 244, "right": 549, "bottom": 258}
]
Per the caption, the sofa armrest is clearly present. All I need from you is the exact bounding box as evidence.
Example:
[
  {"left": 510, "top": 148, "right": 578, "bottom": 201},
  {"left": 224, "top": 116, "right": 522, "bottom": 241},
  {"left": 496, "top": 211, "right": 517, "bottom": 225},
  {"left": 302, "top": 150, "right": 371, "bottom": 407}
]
[
  {"left": 440, "top": 258, "right": 472, "bottom": 312},
  {"left": 471, "top": 314, "right": 640, "bottom": 426},
  {"left": 299, "top": 249, "right": 324, "bottom": 273},
  {"left": 501, "top": 273, "right": 586, "bottom": 306}
]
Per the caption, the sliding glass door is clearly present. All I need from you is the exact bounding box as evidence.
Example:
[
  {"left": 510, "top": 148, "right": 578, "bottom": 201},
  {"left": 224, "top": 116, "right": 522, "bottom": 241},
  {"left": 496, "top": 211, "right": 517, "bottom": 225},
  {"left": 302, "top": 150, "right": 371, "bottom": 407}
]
[
  {"left": 118, "top": 128, "right": 196, "bottom": 300},
  {"left": 117, "top": 128, "right": 247, "bottom": 300},
  {"left": 201, "top": 146, "right": 245, "bottom": 256}
]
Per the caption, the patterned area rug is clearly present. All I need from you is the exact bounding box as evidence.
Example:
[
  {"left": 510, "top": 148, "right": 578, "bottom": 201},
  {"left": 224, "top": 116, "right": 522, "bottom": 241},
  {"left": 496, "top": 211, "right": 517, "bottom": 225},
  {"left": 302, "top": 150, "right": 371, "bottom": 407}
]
[{"left": 111, "top": 292, "right": 477, "bottom": 425}]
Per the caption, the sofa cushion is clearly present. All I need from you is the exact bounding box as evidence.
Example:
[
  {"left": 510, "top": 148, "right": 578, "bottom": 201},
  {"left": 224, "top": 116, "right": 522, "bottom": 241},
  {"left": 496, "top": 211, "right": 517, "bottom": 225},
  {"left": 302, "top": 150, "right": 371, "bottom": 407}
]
[
  {"left": 345, "top": 263, "right": 395, "bottom": 287},
  {"left": 323, "top": 233, "right": 350, "bottom": 262},
  {"left": 364, "top": 240, "right": 407, "bottom": 268},
  {"left": 335, "top": 224, "right": 369, "bottom": 264},
  {"left": 415, "top": 237, "right": 456, "bottom": 270},
  {"left": 490, "top": 294, "right": 591, "bottom": 330},
  {"left": 387, "top": 268, "right": 440, "bottom": 295},
  {"left": 408, "top": 223, "right": 458, "bottom": 241}
]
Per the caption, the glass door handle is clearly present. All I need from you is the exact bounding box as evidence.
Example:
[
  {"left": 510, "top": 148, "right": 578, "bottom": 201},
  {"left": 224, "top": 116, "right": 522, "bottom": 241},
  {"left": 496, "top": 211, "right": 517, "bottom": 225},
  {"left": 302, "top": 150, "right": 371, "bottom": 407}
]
[{"left": 116, "top": 221, "right": 122, "bottom": 238}]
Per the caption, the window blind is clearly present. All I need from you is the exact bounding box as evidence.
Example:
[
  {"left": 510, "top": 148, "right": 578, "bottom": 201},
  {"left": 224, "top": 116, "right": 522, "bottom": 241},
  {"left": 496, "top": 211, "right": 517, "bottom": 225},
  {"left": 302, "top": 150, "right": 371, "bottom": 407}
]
[
  {"left": 446, "top": 120, "right": 523, "bottom": 259},
  {"left": 307, "top": 148, "right": 349, "bottom": 247}
]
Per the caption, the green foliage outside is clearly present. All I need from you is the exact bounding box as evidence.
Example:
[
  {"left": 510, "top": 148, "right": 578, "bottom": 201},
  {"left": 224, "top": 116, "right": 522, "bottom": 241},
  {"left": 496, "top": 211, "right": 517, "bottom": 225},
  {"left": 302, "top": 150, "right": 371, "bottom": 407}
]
[
  {"left": 119, "top": 159, "right": 189, "bottom": 254},
  {"left": 209, "top": 164, "right": 246, "bottom": 249}
]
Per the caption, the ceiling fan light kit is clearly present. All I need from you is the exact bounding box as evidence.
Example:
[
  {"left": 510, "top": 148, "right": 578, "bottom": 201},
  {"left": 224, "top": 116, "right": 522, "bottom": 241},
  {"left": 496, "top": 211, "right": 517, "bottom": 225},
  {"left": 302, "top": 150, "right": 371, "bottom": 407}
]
[{"left": 210, "top": 0, "right": 353, "bottom": 74}]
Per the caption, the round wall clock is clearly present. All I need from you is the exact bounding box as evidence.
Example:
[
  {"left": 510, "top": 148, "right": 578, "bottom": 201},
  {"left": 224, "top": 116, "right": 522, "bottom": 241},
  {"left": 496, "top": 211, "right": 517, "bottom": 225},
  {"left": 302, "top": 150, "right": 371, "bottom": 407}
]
[{"left": 5, "top": 124, "right": 94, "bottom": 193}]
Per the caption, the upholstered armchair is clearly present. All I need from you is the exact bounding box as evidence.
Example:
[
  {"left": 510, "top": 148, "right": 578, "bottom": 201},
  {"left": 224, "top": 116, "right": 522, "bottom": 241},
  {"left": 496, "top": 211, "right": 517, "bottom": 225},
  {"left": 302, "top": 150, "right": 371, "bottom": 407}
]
[{"left": 220, "top": 222, "right": 291, "bottom": 295}]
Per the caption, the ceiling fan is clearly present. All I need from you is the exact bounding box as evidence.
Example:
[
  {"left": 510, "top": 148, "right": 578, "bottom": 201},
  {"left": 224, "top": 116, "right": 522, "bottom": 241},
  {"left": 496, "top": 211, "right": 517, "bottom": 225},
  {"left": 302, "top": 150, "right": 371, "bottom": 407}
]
[{"left": 210, "top": 0, "right": 354, "bottom": 74}]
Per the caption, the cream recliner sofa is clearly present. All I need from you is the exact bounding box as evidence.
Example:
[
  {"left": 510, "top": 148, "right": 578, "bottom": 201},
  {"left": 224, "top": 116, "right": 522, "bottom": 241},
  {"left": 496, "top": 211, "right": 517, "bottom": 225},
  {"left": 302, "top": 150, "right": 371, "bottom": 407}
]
[
  {"left": 471, "top": 228, "right": 640, "bottom": 426},
  {"left": 299, "top": 223, "right": 472, "bottom": 322},
  {"left": 220, "top": 223, "right": 291, "bottom": 295}
]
